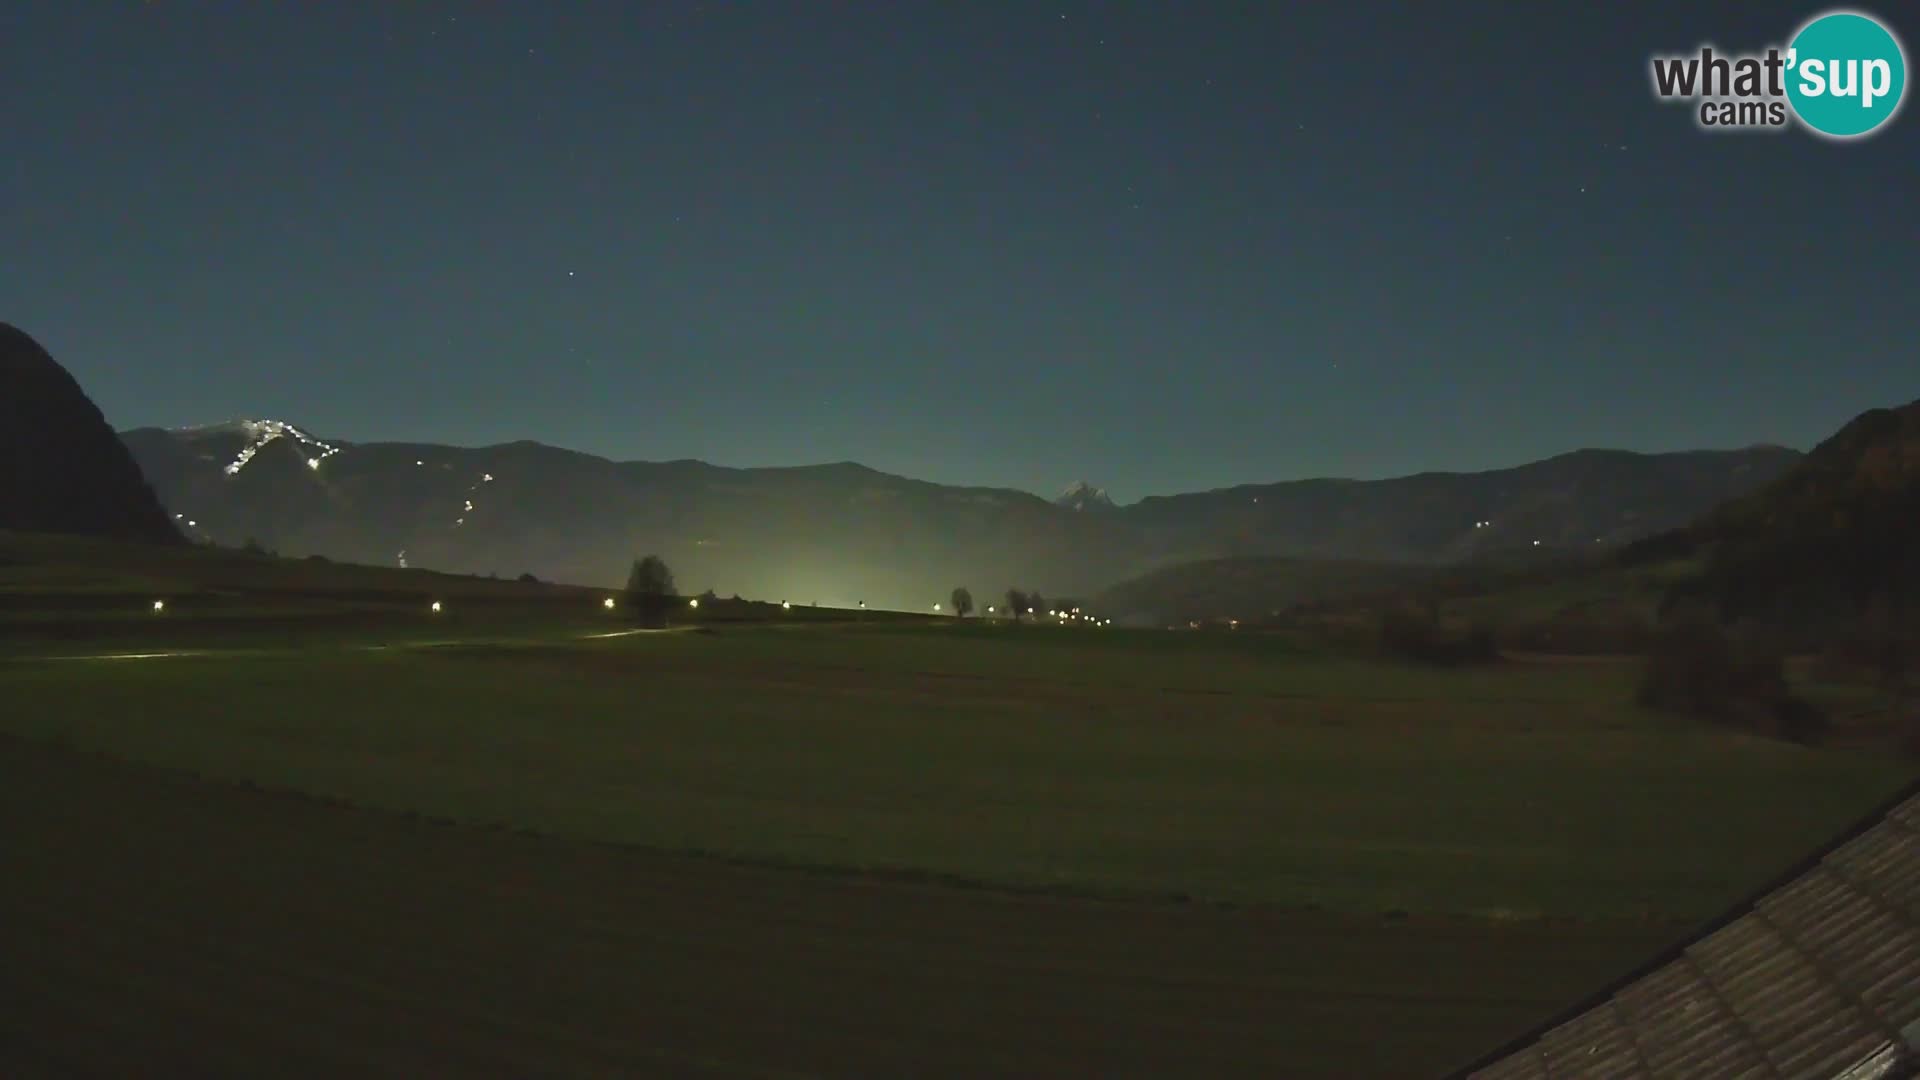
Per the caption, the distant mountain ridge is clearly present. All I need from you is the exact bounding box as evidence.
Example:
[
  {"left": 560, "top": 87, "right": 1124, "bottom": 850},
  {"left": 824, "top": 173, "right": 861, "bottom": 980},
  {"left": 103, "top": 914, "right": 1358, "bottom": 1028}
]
[
  {"left": 1106, "top": 398, "right": 1919, "bottom": 630},
  {"left": 119, "top": 416, "right": 1801, "bottom": 607},
  {"left": 1121, "top": 445, "right": 1805, "bottom": 566},
  {"left": 1, "top": 324, "right": 179, "bottom": 545}
]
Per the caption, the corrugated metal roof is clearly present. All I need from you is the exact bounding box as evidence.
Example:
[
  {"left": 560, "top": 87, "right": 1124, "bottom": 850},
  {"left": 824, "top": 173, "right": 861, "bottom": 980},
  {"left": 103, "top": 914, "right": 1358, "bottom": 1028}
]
[{"left": 1450, "top": 782, "right": 1920, "bottom": 1080}]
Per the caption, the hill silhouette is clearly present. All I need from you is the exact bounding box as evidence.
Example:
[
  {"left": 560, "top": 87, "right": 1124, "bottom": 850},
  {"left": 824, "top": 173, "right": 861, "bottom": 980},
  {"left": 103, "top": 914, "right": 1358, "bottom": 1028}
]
[
  {"left": 1648, "top": 398, "right": 1920, "bottom": 638},
  {"left": 1, "top": 324, "right": 179, "bottom": 545}
]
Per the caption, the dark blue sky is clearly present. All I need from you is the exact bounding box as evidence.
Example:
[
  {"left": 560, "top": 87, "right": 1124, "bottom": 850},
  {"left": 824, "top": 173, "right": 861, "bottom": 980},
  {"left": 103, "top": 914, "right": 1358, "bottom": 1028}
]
[{"left": 5, "top": 2, "right": 1915, "bottom": 501}]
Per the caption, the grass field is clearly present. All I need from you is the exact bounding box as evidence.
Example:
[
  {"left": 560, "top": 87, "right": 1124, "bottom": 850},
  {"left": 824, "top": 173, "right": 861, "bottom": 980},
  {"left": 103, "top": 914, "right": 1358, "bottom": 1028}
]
[
  {"left": 0, "top": 736, "right": 1678, "bottom": 1077},
  {"left": 4, "top": 623, "right": 1905, "bottom": 918},
  {"left": 4, "top": 534, "right": 1913, "bottom": 1075}
]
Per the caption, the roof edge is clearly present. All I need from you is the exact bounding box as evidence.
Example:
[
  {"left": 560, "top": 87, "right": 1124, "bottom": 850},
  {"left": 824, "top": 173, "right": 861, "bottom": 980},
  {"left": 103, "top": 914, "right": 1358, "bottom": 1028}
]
[{"left": 1441, "top": 772, "right": 1920, "bottom": 1079}]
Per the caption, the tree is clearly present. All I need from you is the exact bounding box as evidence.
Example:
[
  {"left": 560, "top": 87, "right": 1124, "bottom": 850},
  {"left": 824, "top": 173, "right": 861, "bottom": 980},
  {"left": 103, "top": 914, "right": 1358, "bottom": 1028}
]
[
  {"left": 951, "top": 587, "right": 974, "bottom": 618},
  {"left": 627, "top": 555, "right": 675, "bottom": 596},
  {"left": 626, "top": 555, "right": 676, "bottom": 626},
  {"left": 1029, "top": 591, "right": 1048, "bottom": 616},
  {"left": 1006, "top": 589, "right": 1029, "bottom": 621}
]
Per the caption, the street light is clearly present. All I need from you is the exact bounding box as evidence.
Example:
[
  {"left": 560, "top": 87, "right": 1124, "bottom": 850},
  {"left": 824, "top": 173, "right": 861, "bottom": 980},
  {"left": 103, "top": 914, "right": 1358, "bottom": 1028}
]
[
  {"left": 688, "top": 598, "right": 700, "bottom": 609},
  {"left": 782, "top": 601, "right": 791, "bottom": 610},
  {"left": 933, "top": 603, "right": 942, "bottom": 612},
  {"left": 603, "top": 597, "right": 616, "bottom": 610},
  {"left": 430, "top": 601, "right": 443, "bottom": 613},
  {"left": 151, "top": 600, "right": 165, "bottom": 614}
]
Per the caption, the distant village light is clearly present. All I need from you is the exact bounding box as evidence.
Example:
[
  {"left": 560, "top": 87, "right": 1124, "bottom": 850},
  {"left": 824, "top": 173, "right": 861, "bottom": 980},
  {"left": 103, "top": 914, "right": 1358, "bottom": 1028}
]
[
  {"left": 689, "top": 598, "right": 700, "bottom": 609},
  {"left": 782, "top": 601, "right": 791, "bottom": 610},
  {"left": 603, "top": 597, "right": 616, "bottom": 610},
  {"left": 151, "top": 600, "right": 165, "bottom": 613},
  {"left": 933, "top": 603, "right": 942, "bottom": 611},
  {"left": 430, "top": 601, "right": 443, "bottom": 613}
]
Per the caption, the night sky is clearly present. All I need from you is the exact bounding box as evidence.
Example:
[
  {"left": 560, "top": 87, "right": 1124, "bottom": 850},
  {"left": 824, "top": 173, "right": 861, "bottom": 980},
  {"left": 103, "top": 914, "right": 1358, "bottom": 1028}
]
[{"left": 5, "top": 2, "right": 1915, "bottom": 501}]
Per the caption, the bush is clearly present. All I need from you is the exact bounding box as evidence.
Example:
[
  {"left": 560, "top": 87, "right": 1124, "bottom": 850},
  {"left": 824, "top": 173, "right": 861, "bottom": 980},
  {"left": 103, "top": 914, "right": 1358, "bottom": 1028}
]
[
  {"left": 517, "top": 572, "right": 540, "bottom": 584},
  {"left": 1637, "top": 613, "right": 1827, "bottom": 743},
  {"left": 1378, "top": 601, "right": 1499, "bottom": 666}
]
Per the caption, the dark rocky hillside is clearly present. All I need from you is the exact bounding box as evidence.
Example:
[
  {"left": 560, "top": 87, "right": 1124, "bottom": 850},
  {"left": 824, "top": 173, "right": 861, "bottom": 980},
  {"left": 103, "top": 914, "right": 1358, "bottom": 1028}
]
[
  {"left": 1, "top": 324, "right": 179, "bottom": 545},
  {"left": 1638, "top": 398, "right": 1920, "bottom": 638}
]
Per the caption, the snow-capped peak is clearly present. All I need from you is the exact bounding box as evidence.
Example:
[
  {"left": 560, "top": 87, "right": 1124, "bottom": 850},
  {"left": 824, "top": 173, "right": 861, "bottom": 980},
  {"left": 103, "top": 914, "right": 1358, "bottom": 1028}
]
[
  {"left": 172, "top": 418, "right": 343, "bottom": 475},
  {"left": 1055, "top": 480, "right": 1116, "bottom": 511}
]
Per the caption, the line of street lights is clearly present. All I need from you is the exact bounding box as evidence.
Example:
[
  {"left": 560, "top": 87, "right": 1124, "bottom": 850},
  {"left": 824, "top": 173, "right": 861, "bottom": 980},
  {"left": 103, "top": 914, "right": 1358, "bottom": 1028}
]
[{"left": 143, "top": 594, "right": 1108, "bottom": 622}]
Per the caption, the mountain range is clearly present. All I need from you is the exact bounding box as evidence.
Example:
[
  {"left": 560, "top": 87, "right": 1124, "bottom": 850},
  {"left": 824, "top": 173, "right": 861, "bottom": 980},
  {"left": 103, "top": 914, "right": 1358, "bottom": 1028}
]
[
  {"left": 7, "top": 317, "right": 1902, "bottom": 639},
  {"left": 117, "top": 419, "right": 1801, "bottom": 610}
]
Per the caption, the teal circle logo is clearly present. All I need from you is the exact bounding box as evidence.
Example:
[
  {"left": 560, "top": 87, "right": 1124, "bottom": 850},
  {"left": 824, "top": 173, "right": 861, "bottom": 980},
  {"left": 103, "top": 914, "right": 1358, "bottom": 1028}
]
[{"left": 1786, "top": 10, "right": 1907, "bottom": 138}]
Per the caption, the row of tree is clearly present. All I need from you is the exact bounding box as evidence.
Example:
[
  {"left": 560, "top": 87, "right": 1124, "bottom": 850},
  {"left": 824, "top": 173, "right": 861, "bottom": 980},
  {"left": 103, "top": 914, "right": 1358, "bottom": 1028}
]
[
  {"left": 627, "top": 555, "right": 1069, "bottom": 627},
  {"left": 948, "top": 587, "right": 1057, "bottom": 619}
]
